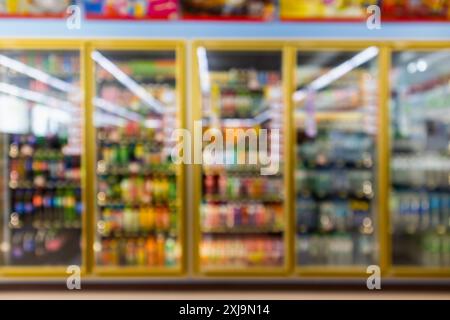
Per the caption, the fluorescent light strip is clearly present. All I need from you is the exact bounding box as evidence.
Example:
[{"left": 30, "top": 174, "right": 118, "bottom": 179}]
[
  {"left": 197, "top": 47, "right": 211, "bottom": 94},
  {"left": 91, "top": 51, "right": 164, "bottom": 115},
  {"left": 94, "top": 97, "right": 142, "bottom": 122},
  {"left": 0, "top": 82, "right": 76, "bottom": 113},
  {"left": 0, "top": 54, "right": 77, "bottom": 93},
  {"left": 254, "top": 109, "right": 273, "bottom": 125},
  {"left": 94, "top": 111, "right": 127, "bottom": 127},
  {"left": 293, "top": 47, "right": 379, "bottom": 102}
]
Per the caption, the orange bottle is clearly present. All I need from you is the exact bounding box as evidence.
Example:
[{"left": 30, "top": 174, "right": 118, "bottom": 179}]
[
  {"left": 156, "top": 234, "right": 165, "bottom": 266},
  {"left": 146, "top": 237, "right": 156, "bottom": 266}
]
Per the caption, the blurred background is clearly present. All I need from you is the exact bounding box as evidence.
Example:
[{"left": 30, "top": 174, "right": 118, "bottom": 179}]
[{"left": 0, "top": 0, "right": 449, "bottom": 299}]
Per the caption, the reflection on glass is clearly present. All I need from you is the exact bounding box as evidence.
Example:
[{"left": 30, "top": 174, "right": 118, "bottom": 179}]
[
  {"left": 0, "top": 51, "right": 82, "bottom": 266},
  {"left": 93, "top": 50, "right": 181, "bottom": 269},
  {"left": 390, "top": 51, "right": 450, "bottom": 267},
  {"left": 198, "top": 50, "right": 285, "bottom": 270},
  {"left": 295, "top": 48, "right": 379, "bottom": 267}
]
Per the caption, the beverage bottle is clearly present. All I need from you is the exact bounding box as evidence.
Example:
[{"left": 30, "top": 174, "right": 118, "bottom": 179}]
[
  {"left": 24, "top": 189, "right": 33, "bottom": 223},
  {"left": 146, "top": 236, "right": 156, "bottom": 266},
  {"left": 153, "top": 176, "right": 161, "bottom": 203},
  {"left": 248, "top": 202, "right": 256, "bottom": 227},
  {"left": 101, "top": 240, "right": 110, "bottom": 265},
  {"left": 75, "top": 188, "right": 83, "bottom": 225},
  {"left": 103, "top": 208, "right": 112, "bottom": 235},
  {"left": 156, "top": 234, "right": 165, "bottom": 266},
  {"left": 169, "top": 204, "right": 177, "bottom": 231},
  {"left": 67, "top": 188, "right": 77, "bottom": 226},
  {"left": 12, "top": 232, "right": 24, "bottom": 259},
  {"left": 161, "top": 177, "right": 169, "bottom": 202},
  {"left": 34, "top": 229, "right": 47, "bottom": 257},
  {"left": 162, "top": 206, "right": 170, "bottom": 230},
  {"left": 25, "top": 157, "right": 33, "bottom": 181},
  {"left": 118, "top": 143, "right": 129, "bottom": 166},
  {"left": 201, "top": 204, "right": 210, "bottom": 229},
  {"left": 110, "top": 239, "right": 119, "bottom": 266},
  {"left": 23, "top": 230, "right": 36, "bottom": 255},
  {"left": 135, "top": 142, "right": 144, "bottom": 161},
  {"left": 131, "top": 206, "right": 140, "bottom": 234},
  {"left": 205, "top": 174, "right": 215, "bottom": 196},
  {"left": 32, "top": 190, "right": 43, "bottom": 227},
  {"left": 234, "top": 205, "right": 241, "bottom": 227},
  {"left": 168, "top": 177, "right": 176, "bottom": 201},
  {"left": 123, "top": 205, "right": 133, "bottom": 234},
  {"left": 241, "top": 204, "right": 248, "bottom": 226},
  {"left": 137, "top": 238, "right": 146, "bottom": 266},
  {"left": 147, "top": 206, "right": 155, "bottom": 231},
  {"left": 165, "top": 236, "right": 176, "bottom": 267},
  {"left": 139, "top": 206, "right": 148, "bottom": 231},
  {"left": 233, "top": 176, "right": 241, "bottom": 198},
  {"left": 102, "top": 144, "right": 112, "bottom": 165},
  {"left": 430, "top": 194, "right": 440, "bottom": 229},
  {"left": 14, "top": 189, "right": 25, "bottom": 218},
  {"left": 125, "top": 239, "right": 137, "bottom": 266}
]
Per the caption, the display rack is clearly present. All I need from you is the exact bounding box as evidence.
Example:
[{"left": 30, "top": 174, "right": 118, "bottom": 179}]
[
  {"left": 286, "top": 42, "right": 383, "bottom": 277},
  {"left": 87, "top": 40, "right": 186, "bottom": 277},
  {"left": 191, "top": 41, "right": 292, "bottom": 276},
  {"left": 386, "top": 42, "right": 450, "bottom": 278},
  {"left": 0, "top": 39, "right": 448, "bottom": 280},
  {"left": 0, "top": 40, "right": 85, "bottom": 277}
]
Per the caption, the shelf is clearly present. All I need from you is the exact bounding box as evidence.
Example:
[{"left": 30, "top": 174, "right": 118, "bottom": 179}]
[
  {"left": 296, "top": 111, "right": 366, "bottom": 123},
  {"left": 93, "top": 266, "right": 183, "bottom": 276},
  {"left": 99, "top": 229, "right": 176, "bottom": 238},
  {"left": 97, "top": 164, "right": 176, "bottom": 176},
  {"left": 389, "top": 267, "right": 450, "bottom": 278},
  {"left": 296, "top": 266, "right": 369, "bottom": 277},
  {"left": 9, "top": 180, "right": 81, "bottom": 189},
  {"left": 99, "top": 138, "right": 162, "bottom": 146},
  {"left": 296, "top": 192, "right": 373, "bottom": 201},
  {"left": 12, "top": 223, "right": 82, "bottom": 230},
  {"left": 203, "top": 195, "right": 283, "bottom": 203},
  {"left": 199, "top": 266, "right": 287, "bottom": 276},
  {"left": 97, "top": 76, "right": 176, "bottom": 85},
  {"left": 201, "top": 227, "right": 284, "bottom": 235},
  {"left": 296, "top": 229, "right": 365, "bottom": 235},
  {"left": 203, "top": 165, "right": 283, "bottom": 176},
  {"left": 297, "top": 161, "right": 373, "bottom": 170},
  {"left": 392, "top": 184, "right": 450, "bottom": 193},
  {"left": 98, "top": 200, "right": 176, "bottom": 207}
]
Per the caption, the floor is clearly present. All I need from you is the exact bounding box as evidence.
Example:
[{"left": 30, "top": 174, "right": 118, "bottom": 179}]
[{"left": 0, "top": 290, "right": 449, "bottom": 300}]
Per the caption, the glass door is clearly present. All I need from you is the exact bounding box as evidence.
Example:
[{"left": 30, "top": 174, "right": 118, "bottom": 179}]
[
  {"left": 390, "top": 49, "right": 450, "bottom": 270},
  {"left": 194, "top": 45, "right": 286, "bottom": 274},
  {"left": 0, "top": 48, "right": 83, "bottom": 270},
  {"left": 294, "top": 47, "right": 380, "bottom": 271},
  {"left": 92, "top": 45, "right": 183, "bottom": 274}
]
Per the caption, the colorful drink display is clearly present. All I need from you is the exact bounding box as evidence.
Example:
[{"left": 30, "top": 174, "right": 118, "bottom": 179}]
[
  {"left": 94, "top": 51, "right": 181, "bottom": 269},
  {"left": 0, "top": 51, "right": 82, "bottom": 266},
  {"left": 198, "top": 51, "right": 285, "bottom": 270},
  {"left": 7, "top": 134, "right": 82, "bottom": 265},
  {"left": 295, "top": 51, "right": 379, "bottom": 267},
  {"left": 390, "top": 51, "right": 450, "bottom": 267}
]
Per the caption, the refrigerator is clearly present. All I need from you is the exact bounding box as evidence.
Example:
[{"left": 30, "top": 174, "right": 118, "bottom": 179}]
[
  {"left": 0, "top": 41, "right": 85, "bottom": 275},
  {"left": 192, "top": 41, "right": 289, "bottom": 275},
  {"left": 293, "top": 45, "right": 381, "bottom": 275},
  {"left": 389, "top": 46, "right": 450, "bottom": 275},
  {"left": 90, "top": 41, "right": 185, "bottom": 275}
]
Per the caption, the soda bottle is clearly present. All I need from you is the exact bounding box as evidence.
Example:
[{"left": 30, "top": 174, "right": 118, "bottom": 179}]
[{"left": 146, "top": 236, "right": 156, "bottom": 266}]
